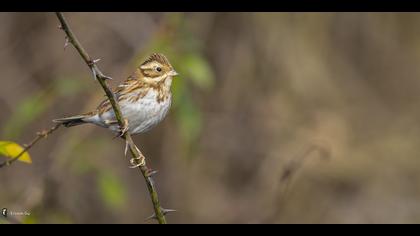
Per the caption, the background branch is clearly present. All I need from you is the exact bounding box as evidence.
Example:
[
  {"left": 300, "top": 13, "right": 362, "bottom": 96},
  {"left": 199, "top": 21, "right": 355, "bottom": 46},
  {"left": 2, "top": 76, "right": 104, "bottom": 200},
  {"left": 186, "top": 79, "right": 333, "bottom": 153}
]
[
  {"left": 0, "top": 124, "right": 61, "bottom": 168},
  {"left": 55, "top": 12, "right": 167, "bottom": 224}
]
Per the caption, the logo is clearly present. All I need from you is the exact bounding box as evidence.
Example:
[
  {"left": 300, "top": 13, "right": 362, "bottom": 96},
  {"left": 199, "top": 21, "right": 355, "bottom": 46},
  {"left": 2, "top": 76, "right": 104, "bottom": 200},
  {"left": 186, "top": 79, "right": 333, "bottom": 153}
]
[{"left": 1, "top": 208, "right": 7, "bottom": 217}]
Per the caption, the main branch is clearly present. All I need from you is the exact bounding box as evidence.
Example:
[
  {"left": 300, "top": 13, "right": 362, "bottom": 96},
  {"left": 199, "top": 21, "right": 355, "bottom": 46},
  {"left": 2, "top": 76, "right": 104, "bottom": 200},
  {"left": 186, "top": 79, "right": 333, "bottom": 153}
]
[{"left": 55, "top": 12, "right": 167, "bottom": 224}]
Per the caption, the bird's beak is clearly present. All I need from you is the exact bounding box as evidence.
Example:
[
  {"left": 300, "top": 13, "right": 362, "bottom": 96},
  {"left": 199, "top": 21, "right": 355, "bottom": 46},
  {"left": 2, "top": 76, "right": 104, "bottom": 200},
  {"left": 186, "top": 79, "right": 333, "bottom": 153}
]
[{"left": 170, "top": 70, "right": 179, "bottom": 77}]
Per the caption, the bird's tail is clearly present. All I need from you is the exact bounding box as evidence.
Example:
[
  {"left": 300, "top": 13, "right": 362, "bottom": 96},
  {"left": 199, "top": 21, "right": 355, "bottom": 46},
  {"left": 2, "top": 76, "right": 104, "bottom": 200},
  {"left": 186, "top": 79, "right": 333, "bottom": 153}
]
[{"left": 53, "top": 114, "right": 90, "bottom": 127}]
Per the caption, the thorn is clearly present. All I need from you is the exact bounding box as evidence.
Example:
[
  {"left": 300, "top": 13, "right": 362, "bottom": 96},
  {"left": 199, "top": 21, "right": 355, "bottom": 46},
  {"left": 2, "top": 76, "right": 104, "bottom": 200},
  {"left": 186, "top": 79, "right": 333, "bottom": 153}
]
[
  {"left": 88, "top": 59, "right": 99, "bottom": 80},
  {"left": 64, "top": 36, "right": 69, "bottom": 50},
  {"left": 100, "top": 74, "right": 113, "bottom": 80},
  {"left": 91, "top": 67, "right": 97, "bottom": 80},
  {"left": 162, "top": 208, "right": 177, "bottom": 215},
  {"left": 146, "top": 169, "right": 159, "bottom": 177},
  {"left": 144, "top": 214, "right": 156, "bottom": 221},
  {"left": 144, "top": 208, "right": 176, "bottom": 221},
  {"left": 88, "top": 59, "right": 113, "bottom": 81},
  {"left": 87, "top": 59, "right": 95, "bottom": 67},
  {"left": 36, "top": 130, "right": 48, "bottom": 138},
  {"left": 88, "top": 58, "right": 101, "bottom": 67},
  {"left": 124, "top": 141, "right": 129, "bottom": 157},
  {"left": 103, "top": 75, "right": 113, "bottom": 80},
  {"left": 58, "top": 24, "right": 63, "bottom": 30}
]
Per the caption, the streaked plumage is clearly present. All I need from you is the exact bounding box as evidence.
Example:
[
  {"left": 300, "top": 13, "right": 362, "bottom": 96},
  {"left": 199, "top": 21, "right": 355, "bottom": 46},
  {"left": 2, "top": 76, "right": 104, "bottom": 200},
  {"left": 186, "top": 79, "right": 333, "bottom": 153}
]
[{"left": 54, "top": 53, "right": 178, "bottom": 135}]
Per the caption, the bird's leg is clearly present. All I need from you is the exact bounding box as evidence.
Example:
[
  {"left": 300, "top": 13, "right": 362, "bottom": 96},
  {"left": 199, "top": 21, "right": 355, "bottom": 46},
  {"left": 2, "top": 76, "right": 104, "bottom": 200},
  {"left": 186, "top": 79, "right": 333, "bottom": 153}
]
[
  {"left": 106, "top": 118, "right": 144, "bottom": 168},
  {"left": 122, "top": 135, "right": 145, "bottom": 168}
]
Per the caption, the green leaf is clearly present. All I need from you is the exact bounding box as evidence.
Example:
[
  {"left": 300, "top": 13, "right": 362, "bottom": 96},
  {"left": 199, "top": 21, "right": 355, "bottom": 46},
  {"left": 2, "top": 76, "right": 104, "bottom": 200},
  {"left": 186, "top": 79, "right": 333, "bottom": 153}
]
[
  {"left": 2, "top": 77, "right": 88, "bottom": 139},
  {"left": 97, "top": 171, "right": 127, "bottom": 210},
  {"left": 2, "top": 92, "right": 51, "bottom": 139},
  {"left": 22, "top": 214, "right": 38, "bottom": 224},
  {"left": 175, "top": 92, "right": 202, "bottom": 149},
  {"left": 0, "top": 141, "right": 32, "bottom": 164},
  {"left": 54, "top": 76, "right": 89, "bottom": 97},
  {"left": 181, "top": 53, "right": 214, "bottom": 90},
  {"left": 171, "top": 73, "right": 187, "bottom": 109},
  {"left": 172, "top": 75, "right": 203, "bottom": 159}
]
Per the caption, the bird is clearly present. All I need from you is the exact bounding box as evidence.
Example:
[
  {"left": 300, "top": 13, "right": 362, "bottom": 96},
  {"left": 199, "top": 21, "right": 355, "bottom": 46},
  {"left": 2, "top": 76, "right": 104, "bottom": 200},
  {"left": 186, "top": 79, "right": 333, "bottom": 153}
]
[{"left": 53, "top": 53, "right": 178, "bottom": 159}]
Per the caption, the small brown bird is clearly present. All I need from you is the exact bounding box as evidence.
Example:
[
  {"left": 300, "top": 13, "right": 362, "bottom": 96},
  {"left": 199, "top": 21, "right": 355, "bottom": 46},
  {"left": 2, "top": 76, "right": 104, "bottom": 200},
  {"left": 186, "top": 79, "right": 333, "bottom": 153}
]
[{"left": 53, "top": 53, "right": 178, "bottom": 138}]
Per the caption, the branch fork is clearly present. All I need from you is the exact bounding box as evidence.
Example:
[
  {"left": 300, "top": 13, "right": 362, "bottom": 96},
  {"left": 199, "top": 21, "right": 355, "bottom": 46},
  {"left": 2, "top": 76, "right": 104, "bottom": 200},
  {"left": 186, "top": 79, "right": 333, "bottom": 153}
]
[{"left": 0, "top": 124, "right": 62, "bottom": 168}]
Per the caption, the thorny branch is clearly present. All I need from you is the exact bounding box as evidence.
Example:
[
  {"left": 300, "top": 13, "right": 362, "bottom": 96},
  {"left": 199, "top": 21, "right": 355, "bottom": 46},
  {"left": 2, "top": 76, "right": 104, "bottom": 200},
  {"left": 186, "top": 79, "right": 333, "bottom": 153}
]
[
  {"left": 0, "top": 124, "right": 61, "bottom": 168},
  {"left": 55, "top": 12, "right": 168, "bottom": 224}
]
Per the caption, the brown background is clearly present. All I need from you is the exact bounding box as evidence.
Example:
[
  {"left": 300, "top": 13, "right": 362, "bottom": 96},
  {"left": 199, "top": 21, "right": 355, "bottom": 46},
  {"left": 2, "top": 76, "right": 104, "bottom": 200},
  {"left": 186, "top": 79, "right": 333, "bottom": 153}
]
[{"left": 1, "top": 12, "right": 420, "bottom": 223}]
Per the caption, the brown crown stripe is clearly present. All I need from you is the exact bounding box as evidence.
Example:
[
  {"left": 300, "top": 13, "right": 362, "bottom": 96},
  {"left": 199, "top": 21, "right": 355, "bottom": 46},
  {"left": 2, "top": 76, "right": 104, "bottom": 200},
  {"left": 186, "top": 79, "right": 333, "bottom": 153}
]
[{"left": 141, "top": 53, "right": 171, "bottom": 67}]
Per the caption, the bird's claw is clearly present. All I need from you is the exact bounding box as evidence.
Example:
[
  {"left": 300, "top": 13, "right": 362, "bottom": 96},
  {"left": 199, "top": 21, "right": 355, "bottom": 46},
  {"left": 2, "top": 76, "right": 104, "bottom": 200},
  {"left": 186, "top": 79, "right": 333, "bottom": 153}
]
[
  {"left": 129, "top": 155, "right": 145, "bottom": 168},
  {"left": 120, "top": 118, "right": 129, "bottom": 137},
  {"left": 114, "top": 118, "right": 129, "bottom": 138}
]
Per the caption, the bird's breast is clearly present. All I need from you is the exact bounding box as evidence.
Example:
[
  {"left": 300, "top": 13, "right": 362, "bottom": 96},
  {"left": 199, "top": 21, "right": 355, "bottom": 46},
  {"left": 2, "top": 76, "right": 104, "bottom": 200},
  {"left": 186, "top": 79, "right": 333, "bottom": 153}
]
[{"left": 120, "top": 89, "right": 172, "bottom": 134}]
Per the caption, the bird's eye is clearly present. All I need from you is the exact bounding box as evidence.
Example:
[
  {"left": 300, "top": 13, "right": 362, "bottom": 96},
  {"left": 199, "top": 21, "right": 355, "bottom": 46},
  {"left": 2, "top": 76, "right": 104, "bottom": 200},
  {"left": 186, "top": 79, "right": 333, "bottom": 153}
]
[{"left": 156, "top": 67, "right": 162, "bottom": 72}]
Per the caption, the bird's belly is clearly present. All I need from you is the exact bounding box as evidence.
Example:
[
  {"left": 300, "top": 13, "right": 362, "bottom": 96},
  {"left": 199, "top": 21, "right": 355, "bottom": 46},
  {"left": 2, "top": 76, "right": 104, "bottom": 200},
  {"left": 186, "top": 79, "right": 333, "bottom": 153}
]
[{"left": 120, "top": 93, "right": 171, "bottom": 134}]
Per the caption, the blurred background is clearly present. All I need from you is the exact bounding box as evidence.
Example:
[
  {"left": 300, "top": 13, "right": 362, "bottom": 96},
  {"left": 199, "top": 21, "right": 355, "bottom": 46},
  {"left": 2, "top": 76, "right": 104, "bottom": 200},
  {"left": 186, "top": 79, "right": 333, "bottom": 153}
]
[{"left": 1, "top": 12, "right": 420, "bottom": 223}]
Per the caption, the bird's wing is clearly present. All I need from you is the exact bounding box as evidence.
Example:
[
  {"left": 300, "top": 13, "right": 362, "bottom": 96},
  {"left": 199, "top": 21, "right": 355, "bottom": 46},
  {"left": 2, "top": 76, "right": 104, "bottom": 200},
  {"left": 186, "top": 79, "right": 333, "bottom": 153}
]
[{"left": 96, "top": 74, "right": 148, "bottom": 115}]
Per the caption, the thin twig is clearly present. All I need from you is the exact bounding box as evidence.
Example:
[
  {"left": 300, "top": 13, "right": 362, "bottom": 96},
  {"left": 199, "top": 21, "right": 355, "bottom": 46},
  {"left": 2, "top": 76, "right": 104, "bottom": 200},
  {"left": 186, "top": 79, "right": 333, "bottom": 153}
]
[
  {"left": 55, "top": 12, "right": 168, "bottom": 224},
  {"left": 263, "top": 144, "right": 330, "bottom": 223},
  {"left": 1, "top": 214, "right": 22, "bottom": 224},
  {"left": 0, "top": 124, "right": 61, "bottom": 168}
]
